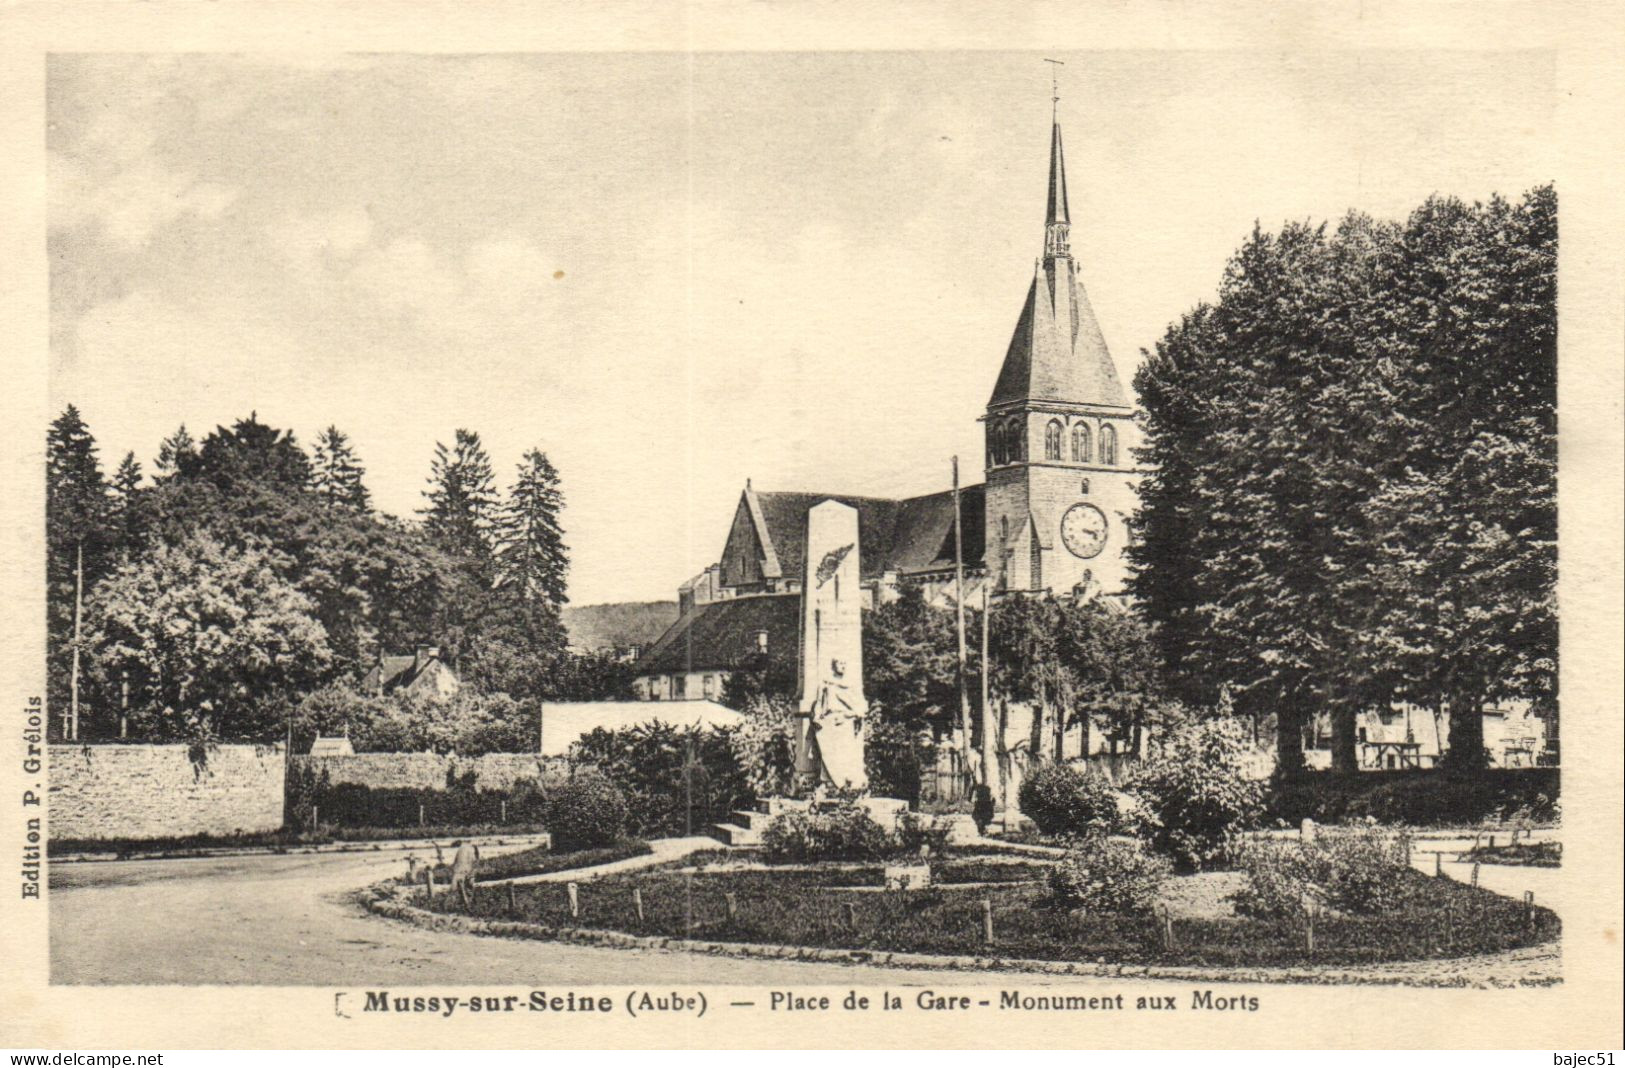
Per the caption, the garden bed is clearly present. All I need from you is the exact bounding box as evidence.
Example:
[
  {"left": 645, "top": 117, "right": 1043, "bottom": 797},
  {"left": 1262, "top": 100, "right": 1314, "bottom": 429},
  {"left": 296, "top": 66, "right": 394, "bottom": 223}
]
[
  {"left": 420, "top": 859, "right": 1558, "bottom": 968},
  {"left": 1459, "top": 841, "right": 1561, "bottom": 868},
  {"left": 420, "top": 840, "right": 652, "bottom": 882}
]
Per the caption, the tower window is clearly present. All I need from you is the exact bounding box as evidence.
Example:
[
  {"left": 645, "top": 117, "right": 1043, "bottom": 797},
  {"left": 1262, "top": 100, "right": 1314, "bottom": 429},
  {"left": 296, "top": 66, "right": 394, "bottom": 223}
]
[
  {"left": 1006, "top": 419, "right": 1024, "bottom": 462},
  {"left": 1044, "top": 420, "right": 1063, "bottom": 461},
  {"left": 1072, "top": 423, "right": 1093, "bottom": 463},
  {"left": 1100, "top": 423, "right": 1118, "bottom": 466}
]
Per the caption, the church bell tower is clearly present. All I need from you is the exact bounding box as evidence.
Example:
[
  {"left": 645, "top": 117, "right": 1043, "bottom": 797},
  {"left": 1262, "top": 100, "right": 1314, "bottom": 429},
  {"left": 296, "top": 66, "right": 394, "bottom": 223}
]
[{"left": 982, "top": 100, "right": 1140, "bottom": 598}]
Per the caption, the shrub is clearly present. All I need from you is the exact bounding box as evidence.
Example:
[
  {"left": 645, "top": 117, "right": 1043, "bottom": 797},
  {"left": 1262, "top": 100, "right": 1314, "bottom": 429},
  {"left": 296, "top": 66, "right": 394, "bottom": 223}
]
[
  {"left": 545, "top": 768, "right": 629, "bottom": 851},
  {"left": 1047, "top": 836, "right": 1172, "bottom": 915},
  {"left": 569, "top": 722, "right": 751, "bottom": 838},
  {"left": 1264, "top": 768, "right": 1559, "bottom": 826},
  {"left": 761, "top": 804, "right": 900, "bottom": 862},
  {"left": 1126, "top": 717, "right": 1265, "bottom": 870},
  {"left": 729, "top": 697, "right": 798, "bottom": 798},
  {"left": 1234, "top": 822, "right": 1413, "bottom": 918},
  {"left": 864, "top": 715, "right": 923, "bottom": 805},
  {"left": 1018, "top": 761, "right": 1121, "bottom": 837}
]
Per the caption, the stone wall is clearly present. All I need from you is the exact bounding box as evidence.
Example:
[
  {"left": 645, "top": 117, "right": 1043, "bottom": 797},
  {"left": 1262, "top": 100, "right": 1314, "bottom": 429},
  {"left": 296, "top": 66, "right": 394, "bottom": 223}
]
[
  {"left": 289, "top": 751, "right": 569, "bottom": 793},
  {"left": 50, "top": 743, "right": 286, "bottom": 842}
]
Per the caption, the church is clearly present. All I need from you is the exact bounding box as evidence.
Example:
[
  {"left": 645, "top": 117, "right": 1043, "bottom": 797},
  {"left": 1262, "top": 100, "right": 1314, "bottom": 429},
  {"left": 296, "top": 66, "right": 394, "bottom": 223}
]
[{"left": 633, "top": 109, "right": 1144, "bottom": 703}]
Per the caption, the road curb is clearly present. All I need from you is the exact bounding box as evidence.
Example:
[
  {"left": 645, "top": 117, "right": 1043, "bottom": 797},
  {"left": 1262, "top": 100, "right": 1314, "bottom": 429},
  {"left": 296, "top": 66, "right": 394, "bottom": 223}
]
[{"left": 358, "top": 882, "right": 1561, "bottom": 989}]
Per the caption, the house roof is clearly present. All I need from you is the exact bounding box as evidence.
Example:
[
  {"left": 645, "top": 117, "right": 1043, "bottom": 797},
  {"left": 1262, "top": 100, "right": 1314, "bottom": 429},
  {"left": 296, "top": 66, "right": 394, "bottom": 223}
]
[
  {"left": 374, "top": 655, "right": 418, "bottom": 688},
  {"left": 634, "top": 592, "right": 801, "bottom": 676},
  {"left": 746, "top": 484, "right": 986, "bottom": 583},
  {"left": 538, "top": 700, "right": 744, "bottom": 756}
]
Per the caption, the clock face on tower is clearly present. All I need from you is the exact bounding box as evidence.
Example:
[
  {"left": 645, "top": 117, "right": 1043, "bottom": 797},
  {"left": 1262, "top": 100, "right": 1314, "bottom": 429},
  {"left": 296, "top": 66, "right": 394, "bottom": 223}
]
[{"left": 1060, "top": 503, "right": 1109, "bottom": 559}]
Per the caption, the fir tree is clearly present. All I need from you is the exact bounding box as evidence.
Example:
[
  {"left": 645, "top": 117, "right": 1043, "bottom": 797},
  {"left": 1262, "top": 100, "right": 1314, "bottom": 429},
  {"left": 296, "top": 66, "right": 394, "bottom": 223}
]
[
  {"left": 46, "top": 405, "right": 109, "bottom": 740},
  {"left": 154, "top": 424, "right": 197, "bottom": 479},
  {"left": 311, "top": 425, "right": 371, "bottom": 511},
  {"left": 420, "top": 428, "right": 499, "bottom": 566},
  {"left": 494, "top": 447, "right": 569, "bottom": 607}
]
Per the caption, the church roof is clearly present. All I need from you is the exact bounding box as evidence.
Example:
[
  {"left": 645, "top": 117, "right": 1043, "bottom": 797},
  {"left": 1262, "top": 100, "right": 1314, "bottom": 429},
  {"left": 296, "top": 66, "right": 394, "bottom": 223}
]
[
  {"left": 747, "top": 485, "right": 985, "bottom": 582},
  {"left": 988, "top": 120, "right": 1130, "bottom": 410},
  {"left": 634, "top": 592, "right": 801, "bottom": 676}
]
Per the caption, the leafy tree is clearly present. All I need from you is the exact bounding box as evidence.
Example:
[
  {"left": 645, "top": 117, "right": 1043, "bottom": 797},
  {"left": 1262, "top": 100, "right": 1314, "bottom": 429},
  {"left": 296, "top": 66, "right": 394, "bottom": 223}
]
[
  {"left": 861, "top": 586, "right": 967, "bottom": 732},
  {"left": 1131, "top": 187, "right": 1556, "bottom": 774},
  {"left": 311, "top": 425, "right": 371, "bottom": 511},
  {"left": 495, "top": 447, "right": 568, "bottom": 607},
  {"left": 46, "top": 405, "right": 109, "bottom": 739},
  {"left": 193, "top": 413, "right": 312, "bottom": 492},
  {"left": 84, "top": 533, "right": 333, "bottom": 741}
]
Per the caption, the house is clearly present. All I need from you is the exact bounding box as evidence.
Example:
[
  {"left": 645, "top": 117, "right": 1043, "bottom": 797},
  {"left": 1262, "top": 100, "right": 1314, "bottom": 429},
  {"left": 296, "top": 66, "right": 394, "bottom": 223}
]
[
  {"left": 360, "top": 645, "right": 460, "bottom": 699},
  {"left": 632, "top": 592, "right": 800, "bottom": 701},
  {"left": 537, "top": 700, "right": 744, "bottom": 756}
]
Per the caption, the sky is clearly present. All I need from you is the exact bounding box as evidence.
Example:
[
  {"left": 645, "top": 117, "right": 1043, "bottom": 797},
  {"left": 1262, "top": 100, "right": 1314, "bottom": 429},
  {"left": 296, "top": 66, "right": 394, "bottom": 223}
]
[{"left": 47, "top": 50, "right": 1557, "bottom": 606}]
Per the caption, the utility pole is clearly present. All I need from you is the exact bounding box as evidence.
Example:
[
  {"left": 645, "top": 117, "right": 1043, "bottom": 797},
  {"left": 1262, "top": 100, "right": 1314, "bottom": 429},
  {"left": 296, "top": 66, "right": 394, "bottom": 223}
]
[
  {"left": 951, "top": 457, "right": 973, "bottom": 782},
  {"left": 980, "top": 579, "right": 998, "bottom": 808}
]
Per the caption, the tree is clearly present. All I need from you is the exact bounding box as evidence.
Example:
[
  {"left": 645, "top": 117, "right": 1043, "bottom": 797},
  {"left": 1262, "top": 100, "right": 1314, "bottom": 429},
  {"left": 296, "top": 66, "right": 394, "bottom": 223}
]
[
  {"left": 85, "top": 533, "right": 333, "bottom": 741},
  {"left": 862, "top": 586, "right": 966, "bottom": 733},
  {"left": 421, "top": 429, "right": 499, "bottom": 574},
  {"left": 1131, "top": 187, "right": 1557, "bottom": 774},
  {"left": 108, "top": 451, "right": 144, "bottom": 547},
  {"left": 1365, "top": 188, "right": 1557, "bottom": 768},
  {"left": 47, "top": 405, "right": 109, "bottom": 740},
  {"left": 494, "top": 447, "right": 568, "bottom": 607},
  {"left": 311, "top": 425, "right": 371, "bottom": 511},
  {"left": 154, "top": 424, "right": 197, "bottom": 480}
]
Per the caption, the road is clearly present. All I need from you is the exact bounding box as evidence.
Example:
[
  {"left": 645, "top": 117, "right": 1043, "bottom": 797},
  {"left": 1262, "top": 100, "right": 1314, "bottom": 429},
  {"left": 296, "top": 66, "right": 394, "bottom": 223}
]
[{"left": 49, "top": 847, "right": 1003, "bottom": 986}]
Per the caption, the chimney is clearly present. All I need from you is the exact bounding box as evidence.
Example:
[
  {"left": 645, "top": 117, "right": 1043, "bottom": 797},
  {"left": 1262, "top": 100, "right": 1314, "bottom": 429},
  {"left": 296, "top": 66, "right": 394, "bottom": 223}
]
[{"left": 415, "top": 645, "right": 440, "bottom": 674}]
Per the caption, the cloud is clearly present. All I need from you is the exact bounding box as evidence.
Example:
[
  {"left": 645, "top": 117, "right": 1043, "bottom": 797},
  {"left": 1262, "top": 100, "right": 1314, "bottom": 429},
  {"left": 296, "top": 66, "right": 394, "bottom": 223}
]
[
  {"left": 266, "top": 207, "right": 375, "bottom": 278},
  {"left": 51, "top": 150, "right": 238, "bottom": 250}
]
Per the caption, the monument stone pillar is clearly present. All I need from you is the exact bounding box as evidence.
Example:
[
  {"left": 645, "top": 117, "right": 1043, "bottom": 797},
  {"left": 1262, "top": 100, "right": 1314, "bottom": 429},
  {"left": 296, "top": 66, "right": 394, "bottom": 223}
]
[{"left": 794, "top": 499, "right": 869, "bottom": 794}]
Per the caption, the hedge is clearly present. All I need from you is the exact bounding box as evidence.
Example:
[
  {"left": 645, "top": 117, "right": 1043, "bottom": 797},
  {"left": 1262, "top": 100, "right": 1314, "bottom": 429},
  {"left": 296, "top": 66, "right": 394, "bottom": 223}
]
[{"left": 1265, "top": 768, "right": 1559, "bottom": 826}]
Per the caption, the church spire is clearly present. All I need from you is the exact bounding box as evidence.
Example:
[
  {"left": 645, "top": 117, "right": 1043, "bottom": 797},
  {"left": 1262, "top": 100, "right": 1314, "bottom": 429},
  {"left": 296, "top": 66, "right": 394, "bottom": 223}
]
[
  {"left": 1045, "top": 120, "right": 1070, "bottom": 258},
  {"left": 1043, "top": 58, "right": 1070, "bottom": 259},
  {"left": 985, "top": 83, "right": 1130, "bottom": 413}
]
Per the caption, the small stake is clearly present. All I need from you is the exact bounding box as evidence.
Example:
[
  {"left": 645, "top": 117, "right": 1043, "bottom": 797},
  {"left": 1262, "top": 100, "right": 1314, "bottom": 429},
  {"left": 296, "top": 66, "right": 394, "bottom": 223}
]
[
  {"left": 1434, "top": 851, "right": 1443, "bottom": 877},
  {"left": 1160, "top": 907, "right": 1176, "bottom": 951},
  {"left": 425, "top": 869, "right": 436, "bottom": 899},
  {"left": 501, "top": 800, "right": 507, "bottom": 824},
  {"left": 1488, "top": 833, "right": 1496, "bottom": 850},
  {"left": 419, "top": 802, "right": 426, "bottom": 827},
  {"left": 1471, "top": 862, "right": 1480, "bottom": 887},
  {"left": 633, "top": 888, "right": 645, "bottom": 925},
  {"left": 842, "top": 901, "right": 856, "bottom": 931},
  {"left": 1523, "top": 890, "right": 1535, "bottom": 930},
  {"left": 507, "top": 883, "right": 518, "bottom": 911},
  {"left": 726, "top": 892, "right": 739, "bottom": 924},
  {"left": 312, "top": 805, "right": 319, "bottom": 830},
  {"left": 981, "top": 898, "right": 994, "bottom": 945},
  {"left": 566, "top": 881, "right": 580, "bottom": 919},
  {"left": 1304, "top": 905, "right": 1316, "bottom": 954},
  {"left": 1443, "top": 905, "right": 1454, "bottom": 949}
]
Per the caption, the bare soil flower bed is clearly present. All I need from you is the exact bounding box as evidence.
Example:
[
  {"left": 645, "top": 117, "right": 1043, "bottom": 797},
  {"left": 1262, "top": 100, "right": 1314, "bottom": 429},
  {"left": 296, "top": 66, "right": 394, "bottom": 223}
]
[{"left": 422, "top": 861, "right": 1558, "bottom": 968}]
